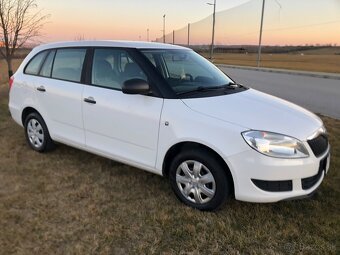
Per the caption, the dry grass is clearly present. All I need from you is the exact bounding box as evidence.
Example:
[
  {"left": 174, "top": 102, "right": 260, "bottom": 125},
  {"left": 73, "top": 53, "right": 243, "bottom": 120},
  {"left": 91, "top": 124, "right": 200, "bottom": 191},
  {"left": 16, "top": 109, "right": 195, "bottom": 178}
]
[
  {"left": 0, "top": 79, "right": 339, "bottom": 254},
  {"left": 202, "top": 53, "right": 340, "bottom": 74}
]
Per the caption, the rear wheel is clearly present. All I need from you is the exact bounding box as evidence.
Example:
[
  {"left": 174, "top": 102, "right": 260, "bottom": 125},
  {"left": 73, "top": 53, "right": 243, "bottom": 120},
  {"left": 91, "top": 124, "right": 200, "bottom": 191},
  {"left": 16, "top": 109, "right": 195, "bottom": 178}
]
[
  {"left": 169, "top": 148, "right": 231, "bottom": 211},
  {"left": 24, "top": 112, "right": 55, "bottom": 152}
]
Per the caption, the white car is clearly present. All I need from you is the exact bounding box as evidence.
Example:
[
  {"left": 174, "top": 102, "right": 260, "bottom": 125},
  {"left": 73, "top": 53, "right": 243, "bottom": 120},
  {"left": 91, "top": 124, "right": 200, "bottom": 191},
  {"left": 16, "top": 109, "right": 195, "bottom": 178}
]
[{"left": 9, "top": 41, "right": 330, "bottom": 211}]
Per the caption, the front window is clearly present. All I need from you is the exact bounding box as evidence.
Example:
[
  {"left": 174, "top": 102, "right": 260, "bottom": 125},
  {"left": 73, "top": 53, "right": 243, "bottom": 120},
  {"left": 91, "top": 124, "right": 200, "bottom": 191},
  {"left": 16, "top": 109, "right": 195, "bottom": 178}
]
[
  {"left": 91, "top": 48, "right": 147, "bottom": 90},
  {"left": 141, "top": 49, "right": 234, "bottom": 95}
]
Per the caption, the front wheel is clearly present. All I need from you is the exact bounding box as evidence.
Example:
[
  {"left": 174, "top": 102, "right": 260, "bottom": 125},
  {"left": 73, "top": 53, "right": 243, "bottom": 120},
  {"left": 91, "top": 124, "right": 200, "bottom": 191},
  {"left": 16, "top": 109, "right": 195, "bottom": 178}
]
[
  {"left": 169, "top": 149, "right": 231, "bottom": 211},
  {"left": 24, "top": 112, "right": 55, "bottom": 152}
]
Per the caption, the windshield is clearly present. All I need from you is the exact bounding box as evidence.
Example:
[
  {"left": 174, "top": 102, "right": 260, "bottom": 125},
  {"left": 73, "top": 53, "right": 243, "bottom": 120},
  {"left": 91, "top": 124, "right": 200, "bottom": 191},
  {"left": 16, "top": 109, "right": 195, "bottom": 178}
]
[{"left": 141, "top": 49, "right": 234, "bottom": 95}]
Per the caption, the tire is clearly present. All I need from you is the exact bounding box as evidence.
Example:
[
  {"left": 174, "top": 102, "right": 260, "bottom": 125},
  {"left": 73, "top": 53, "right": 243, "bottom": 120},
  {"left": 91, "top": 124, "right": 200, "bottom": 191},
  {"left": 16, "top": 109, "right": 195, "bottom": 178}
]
[
  {"left": 24, "top": 112, "right": 55, "bottom": 152},
  {"left": 169, "top": 148, "right": 231, "bottom": 211}
]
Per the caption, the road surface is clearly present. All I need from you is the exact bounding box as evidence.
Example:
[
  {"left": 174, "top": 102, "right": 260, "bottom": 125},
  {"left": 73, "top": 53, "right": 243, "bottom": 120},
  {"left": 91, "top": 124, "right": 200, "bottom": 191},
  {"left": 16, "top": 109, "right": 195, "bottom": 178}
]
[{"left": 219, "top": 67, "right": 340, "bottom": 119}]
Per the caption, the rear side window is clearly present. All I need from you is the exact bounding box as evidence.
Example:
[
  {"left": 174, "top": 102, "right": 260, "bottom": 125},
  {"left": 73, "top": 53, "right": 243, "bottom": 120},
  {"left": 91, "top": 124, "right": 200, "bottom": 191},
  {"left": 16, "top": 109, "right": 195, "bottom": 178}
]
[
  {"left": 52, "top": 49, "right": 86, "bottom": 82},
  {"left": 25, "top": 51, "right": 48, "bottom": 75},
  {"left": 40, "top": 50, "right": 56, "bottom": 77}
]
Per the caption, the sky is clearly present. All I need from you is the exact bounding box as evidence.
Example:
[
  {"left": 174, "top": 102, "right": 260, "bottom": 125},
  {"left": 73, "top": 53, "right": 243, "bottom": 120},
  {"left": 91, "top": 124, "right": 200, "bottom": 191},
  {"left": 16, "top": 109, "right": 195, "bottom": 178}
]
[{"left": 37, "top": 0, "right": 340, "bottom": 45}]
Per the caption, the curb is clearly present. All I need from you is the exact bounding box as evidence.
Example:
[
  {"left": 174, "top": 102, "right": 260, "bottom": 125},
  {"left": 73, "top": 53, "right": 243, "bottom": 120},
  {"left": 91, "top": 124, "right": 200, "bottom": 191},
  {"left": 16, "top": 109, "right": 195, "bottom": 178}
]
[{"left": 217, "top": 64, "right": 340, "bottom": 80}]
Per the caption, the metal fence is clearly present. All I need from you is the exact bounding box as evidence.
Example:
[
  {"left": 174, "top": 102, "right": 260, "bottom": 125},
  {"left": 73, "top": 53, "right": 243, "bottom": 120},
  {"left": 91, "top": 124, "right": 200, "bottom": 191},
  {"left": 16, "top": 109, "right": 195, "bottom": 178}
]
[{"left": 155, "top": 0, "right": 340, "bottom": 48}]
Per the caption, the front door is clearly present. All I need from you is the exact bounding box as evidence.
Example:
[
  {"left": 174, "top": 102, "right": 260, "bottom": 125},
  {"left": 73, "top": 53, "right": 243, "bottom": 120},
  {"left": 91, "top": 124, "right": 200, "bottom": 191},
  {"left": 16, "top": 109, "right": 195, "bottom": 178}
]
[{"left": 82, "top": 48, "right": 163, "bottom": 168}]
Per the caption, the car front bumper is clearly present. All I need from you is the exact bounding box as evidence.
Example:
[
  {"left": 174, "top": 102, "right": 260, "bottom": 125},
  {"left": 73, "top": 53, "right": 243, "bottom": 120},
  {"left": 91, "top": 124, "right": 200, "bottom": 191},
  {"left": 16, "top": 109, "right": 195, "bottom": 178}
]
[{"left": 225, "top": 146, "right": 330, "bottom": 203}]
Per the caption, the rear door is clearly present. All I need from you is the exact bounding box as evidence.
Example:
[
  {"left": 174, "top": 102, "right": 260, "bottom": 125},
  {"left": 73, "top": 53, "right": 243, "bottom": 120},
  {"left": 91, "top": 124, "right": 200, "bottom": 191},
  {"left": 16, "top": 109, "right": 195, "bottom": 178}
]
[
  {"left": 82, "top": 48, "right": 164, "bottom": 168},
  {"left": 34, "top": 48, "right": 87, "bottom": 147}
]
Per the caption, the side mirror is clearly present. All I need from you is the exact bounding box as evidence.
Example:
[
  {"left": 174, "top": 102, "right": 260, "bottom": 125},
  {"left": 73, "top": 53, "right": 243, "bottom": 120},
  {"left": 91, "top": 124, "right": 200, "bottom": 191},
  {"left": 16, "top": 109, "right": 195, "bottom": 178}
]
[{"left": 122, "top": 78, "right": 150, "bottom": 95}]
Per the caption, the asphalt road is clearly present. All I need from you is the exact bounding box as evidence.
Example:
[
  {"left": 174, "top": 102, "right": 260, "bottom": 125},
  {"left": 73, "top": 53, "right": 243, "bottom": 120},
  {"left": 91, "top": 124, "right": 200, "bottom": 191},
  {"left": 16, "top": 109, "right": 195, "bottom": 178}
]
[{"left": 219, "top": 67, "right": 340, "bottom": 119}]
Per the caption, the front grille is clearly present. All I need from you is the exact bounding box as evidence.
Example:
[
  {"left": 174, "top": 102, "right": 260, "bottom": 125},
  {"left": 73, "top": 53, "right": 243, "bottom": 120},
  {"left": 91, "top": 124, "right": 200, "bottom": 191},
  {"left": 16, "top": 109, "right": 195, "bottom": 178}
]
[
  {"left": 301, "top": 155, "right": 327, "bottom": 190},
  {"left": 307, "top": 134, "right": 328, "bottom": 157},
  {"left": 251, "top": 179, "right": 292, "bottom": 192}
]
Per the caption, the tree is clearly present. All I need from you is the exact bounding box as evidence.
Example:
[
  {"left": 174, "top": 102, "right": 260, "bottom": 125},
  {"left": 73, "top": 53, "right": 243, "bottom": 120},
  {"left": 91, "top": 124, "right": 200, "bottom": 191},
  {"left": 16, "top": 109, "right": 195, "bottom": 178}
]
[{"left": 0, "top": 0, "right": 49, "bottom": 78}]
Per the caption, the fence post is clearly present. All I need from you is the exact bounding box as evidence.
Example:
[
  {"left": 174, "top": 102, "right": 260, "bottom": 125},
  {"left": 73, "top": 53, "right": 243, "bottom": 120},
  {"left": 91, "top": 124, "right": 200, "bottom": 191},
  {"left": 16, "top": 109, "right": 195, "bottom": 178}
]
[
  {"left": 209, "top": 0, "right": 216, "bottom": 59},
  {"left": 163, "top": 14, "right": 166, "bottom": 43},
  {"left": 187, "top": 23, "right": 190, "bottom": 46},
  {"left": 257, "top": 0, "right": 265, "bottom": 67}
]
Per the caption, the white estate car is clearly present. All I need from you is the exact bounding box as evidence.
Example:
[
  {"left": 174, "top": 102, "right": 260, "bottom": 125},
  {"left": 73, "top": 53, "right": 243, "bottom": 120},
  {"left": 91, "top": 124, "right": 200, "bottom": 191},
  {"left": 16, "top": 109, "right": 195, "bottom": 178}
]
[{"left": 9, "top": 41, "right": 330, "bottom": 211}]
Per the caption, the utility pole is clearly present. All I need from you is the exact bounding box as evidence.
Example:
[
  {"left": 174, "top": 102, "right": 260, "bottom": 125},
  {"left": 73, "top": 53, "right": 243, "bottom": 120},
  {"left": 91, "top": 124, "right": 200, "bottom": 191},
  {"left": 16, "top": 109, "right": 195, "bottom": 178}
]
[
  {"left": 257, "top": 0, "right": 265, "bottom": 67},
  {"left": 207, "top": 0, "right": 216, "bottom": 60},
  {"left": 163, "top": 14, "right": 166, "bottom": 43},
  {"left": 147, "top": 28, "right": 149, "bottom": 42},
  {"left": 173, "top": 30, "right": 175, "bottom": 44},
  {"left": 187, "top": 23, "right": 190, "bottom": 46}
]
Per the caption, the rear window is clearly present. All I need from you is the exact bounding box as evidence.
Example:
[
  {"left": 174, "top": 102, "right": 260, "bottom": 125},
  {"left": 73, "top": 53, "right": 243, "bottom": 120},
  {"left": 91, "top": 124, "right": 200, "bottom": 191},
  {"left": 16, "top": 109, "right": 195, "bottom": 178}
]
[
  {"left": 51, "top": 49, "right": 86, "bottom": 82},
  {"left": 25, "top": 51, "right": 48, "bottom": 75}
]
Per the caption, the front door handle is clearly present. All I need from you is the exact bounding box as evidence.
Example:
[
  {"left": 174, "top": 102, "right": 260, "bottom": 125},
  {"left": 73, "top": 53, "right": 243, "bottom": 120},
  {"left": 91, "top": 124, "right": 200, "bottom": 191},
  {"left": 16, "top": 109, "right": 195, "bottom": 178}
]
[
  {"left": 84, "top": 96, "right": 96, "bottom": 104},
  {"left": 37, "top": 86, "right": 46, "bottom": 92}
]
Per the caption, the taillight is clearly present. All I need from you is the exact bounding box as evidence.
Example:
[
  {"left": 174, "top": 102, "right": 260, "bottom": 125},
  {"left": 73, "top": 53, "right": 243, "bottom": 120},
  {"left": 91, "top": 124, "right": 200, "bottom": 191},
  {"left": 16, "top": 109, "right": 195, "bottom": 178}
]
[{"left": 9, "top": 76, "right": 14, "bottom": 91}]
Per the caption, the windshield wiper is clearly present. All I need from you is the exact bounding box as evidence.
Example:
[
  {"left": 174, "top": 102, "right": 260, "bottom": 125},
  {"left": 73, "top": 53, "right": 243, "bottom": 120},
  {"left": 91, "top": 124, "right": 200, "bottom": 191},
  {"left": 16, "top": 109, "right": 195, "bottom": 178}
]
[{"left": 177, "top": 82, "right": 239, "bottom": 96}]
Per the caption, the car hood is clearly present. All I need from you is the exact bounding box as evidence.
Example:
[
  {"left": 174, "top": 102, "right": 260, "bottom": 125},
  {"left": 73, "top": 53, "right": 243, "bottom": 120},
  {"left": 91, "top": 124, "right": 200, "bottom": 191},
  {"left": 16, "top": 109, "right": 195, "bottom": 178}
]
[{"left": 181, "top": 88, "right": 322, "bottom": 140}]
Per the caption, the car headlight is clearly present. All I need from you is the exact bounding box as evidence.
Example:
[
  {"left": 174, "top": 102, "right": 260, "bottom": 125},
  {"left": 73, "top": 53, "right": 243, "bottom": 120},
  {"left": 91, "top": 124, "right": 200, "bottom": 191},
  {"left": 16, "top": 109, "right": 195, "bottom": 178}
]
[{"left": 242, "top": 131, "right": 309, "bottom": 158}]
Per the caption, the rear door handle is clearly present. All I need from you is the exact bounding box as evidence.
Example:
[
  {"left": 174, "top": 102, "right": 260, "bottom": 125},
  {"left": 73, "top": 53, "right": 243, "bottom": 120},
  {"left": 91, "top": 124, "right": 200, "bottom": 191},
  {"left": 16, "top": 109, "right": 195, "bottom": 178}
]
[
  {"left": 37, "top": 86, "right": 46, "bottom": 92},
  {"left": 84, "top": 96, "right": 96, "bottom": 104}
]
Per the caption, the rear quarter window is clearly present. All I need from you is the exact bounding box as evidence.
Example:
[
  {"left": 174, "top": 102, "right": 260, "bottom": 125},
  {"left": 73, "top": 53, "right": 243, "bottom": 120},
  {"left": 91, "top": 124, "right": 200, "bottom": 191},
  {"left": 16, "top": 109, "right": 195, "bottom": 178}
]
[
  {"left": 51, "top": 49, "right": 86, "bottom": 83},
  {"left": 24, "top": 51, "right": 48, "bottom": 75}
]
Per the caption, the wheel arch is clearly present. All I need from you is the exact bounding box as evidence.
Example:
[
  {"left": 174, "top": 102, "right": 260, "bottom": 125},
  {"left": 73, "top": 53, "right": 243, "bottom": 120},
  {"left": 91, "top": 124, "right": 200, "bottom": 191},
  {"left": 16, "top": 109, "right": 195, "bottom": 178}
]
[
  {"left": 162, "top": 141, "right": 235, "bottom": 194},
  {"left": 21, "top": 107, "right": 43, "bottom": 125}
]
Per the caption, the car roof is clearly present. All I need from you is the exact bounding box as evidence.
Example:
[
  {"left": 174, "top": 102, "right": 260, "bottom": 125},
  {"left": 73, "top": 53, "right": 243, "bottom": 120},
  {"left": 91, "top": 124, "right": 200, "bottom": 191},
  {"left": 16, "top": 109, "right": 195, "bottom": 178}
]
[{"left": 34, "top": 40, "right": 190, "bottom": 51}]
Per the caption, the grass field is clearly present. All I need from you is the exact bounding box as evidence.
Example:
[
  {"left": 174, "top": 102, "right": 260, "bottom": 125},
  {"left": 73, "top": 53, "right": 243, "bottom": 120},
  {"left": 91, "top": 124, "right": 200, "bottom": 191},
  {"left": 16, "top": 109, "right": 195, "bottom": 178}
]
[
  {"left": 0, "top": 80, "right": 339, "bottom": 253},
  {"left": 202, "top": 53, "right": 340, "bottom": 74}
]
